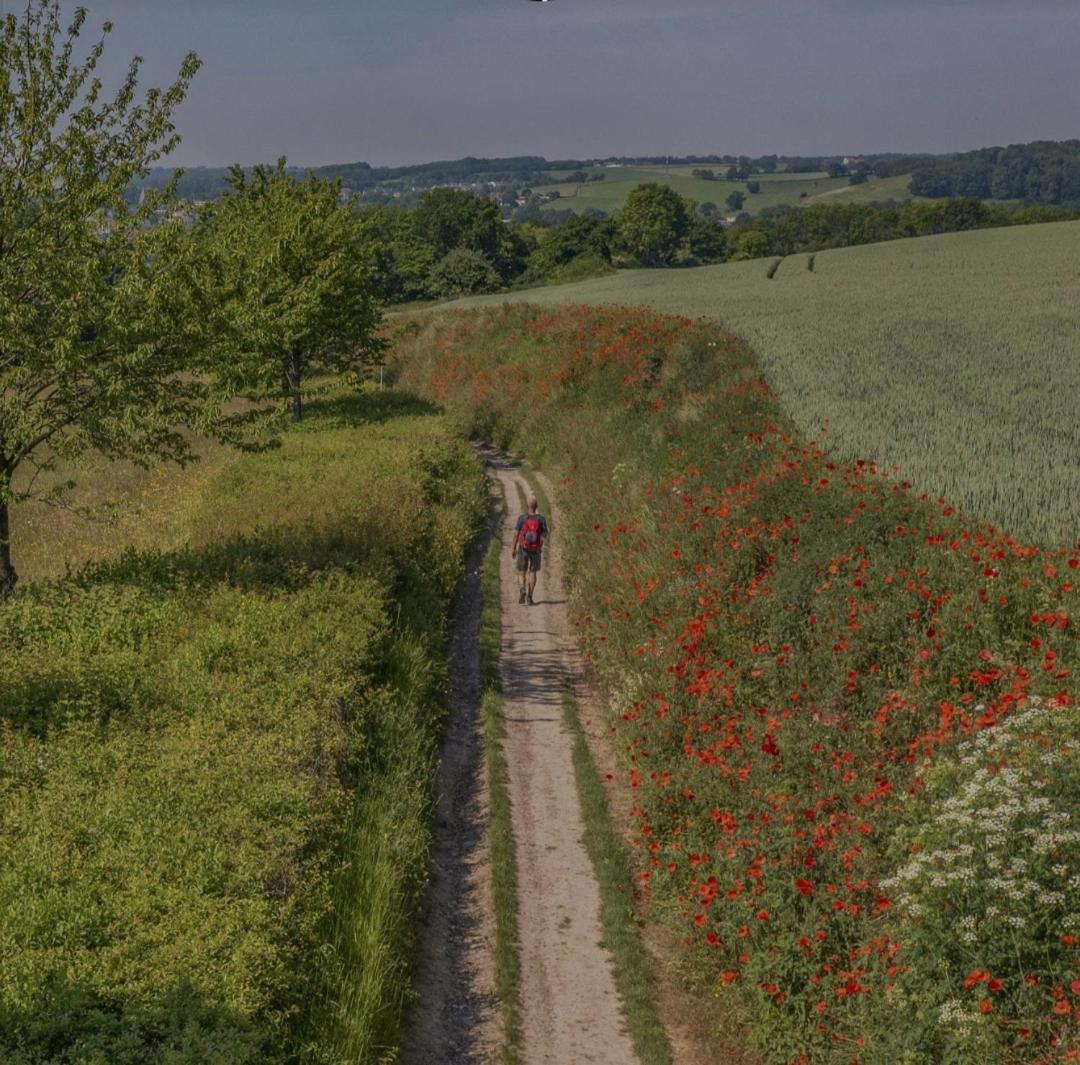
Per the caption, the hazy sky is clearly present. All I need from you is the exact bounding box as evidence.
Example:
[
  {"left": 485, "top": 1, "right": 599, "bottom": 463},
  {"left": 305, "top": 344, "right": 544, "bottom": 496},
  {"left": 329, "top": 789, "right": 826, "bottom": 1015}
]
[{"left": 39, "top": 0, "right": 1080, "bottom": 167}]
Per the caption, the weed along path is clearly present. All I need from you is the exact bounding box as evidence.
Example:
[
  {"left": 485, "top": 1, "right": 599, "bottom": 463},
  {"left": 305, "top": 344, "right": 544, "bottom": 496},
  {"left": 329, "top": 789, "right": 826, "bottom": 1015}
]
[
  {"left": 400, "top": 482, "right": 501, "bottom": 1065},
  {"left": 492, "top": 459, "right": 636, "bottom": 1065}
]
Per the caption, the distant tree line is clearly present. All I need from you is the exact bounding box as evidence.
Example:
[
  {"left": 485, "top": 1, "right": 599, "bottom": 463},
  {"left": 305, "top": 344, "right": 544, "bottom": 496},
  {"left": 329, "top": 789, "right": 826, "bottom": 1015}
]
[
  {"left": 908, "top": 140, "right": 1080, "bottom": 205},
  {"left": 354, "top": 182, "right": 1080, "bottom": 305},
  {"left": 120, "top": 151, "right": 890, "bottom": 207},
  {"left": 723, "top": 197, "right": 1079, "bottom": 261},
  {"left": 313, "top": 155, "right": 553, "bottom": 189},
  {"left": 128, "top": 141, "right": 1080, "bottom": 210},
  {"left": 355, "top": 183, "right": 732, "bottom": 302}
]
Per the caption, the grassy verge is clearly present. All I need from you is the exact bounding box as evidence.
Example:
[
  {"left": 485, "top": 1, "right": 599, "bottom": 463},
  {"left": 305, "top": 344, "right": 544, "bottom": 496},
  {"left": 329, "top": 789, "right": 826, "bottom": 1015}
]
[
  {"left": 0, "top": 388, "right": 487, "bottom": 1065},
  {"left": 517, "top": 463, "right": 550, "bottom": 519},
  {"left": 479, "top": 482, "right": 524, "bottom": 1064},
  {"left": 562, "top": 686, "right": 674, "bottom": 1065}
]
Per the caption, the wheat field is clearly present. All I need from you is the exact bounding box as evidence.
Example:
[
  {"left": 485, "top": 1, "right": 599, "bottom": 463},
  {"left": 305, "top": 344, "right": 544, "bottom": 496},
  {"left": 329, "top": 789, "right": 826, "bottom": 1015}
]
[{"left": 454, "top": 221, "right": 1080, "bottom": 545}]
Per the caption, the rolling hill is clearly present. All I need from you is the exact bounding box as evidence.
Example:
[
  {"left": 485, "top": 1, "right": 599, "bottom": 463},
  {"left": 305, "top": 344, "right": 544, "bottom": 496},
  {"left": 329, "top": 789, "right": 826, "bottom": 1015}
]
[{"left": 452, "top": 220, "right": 1080, "bottom": 544}]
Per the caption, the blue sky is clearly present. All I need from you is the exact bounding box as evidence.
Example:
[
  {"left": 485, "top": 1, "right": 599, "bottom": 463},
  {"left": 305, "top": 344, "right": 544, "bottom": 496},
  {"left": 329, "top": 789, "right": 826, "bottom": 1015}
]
[{"left": 46, "top": 0, "right": 1080, "bottom": 167}]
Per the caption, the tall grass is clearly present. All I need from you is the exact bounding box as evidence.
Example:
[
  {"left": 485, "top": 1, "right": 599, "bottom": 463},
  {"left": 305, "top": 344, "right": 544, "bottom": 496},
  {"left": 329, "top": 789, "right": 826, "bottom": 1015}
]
[{"left": 0, "top": 388, "right": 487, "bottom": 1064}]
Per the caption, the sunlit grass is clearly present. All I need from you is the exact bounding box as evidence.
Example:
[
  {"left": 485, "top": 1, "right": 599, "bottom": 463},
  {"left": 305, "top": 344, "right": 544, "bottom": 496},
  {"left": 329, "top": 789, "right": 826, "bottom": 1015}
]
[{"left": 0, "top": 386, "right": 488, "bottom": 1064}]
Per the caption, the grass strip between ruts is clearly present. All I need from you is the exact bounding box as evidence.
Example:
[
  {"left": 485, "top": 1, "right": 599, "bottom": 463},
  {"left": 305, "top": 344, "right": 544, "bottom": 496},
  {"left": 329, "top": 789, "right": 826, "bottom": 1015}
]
[
  {"left": 562, "top": 685, "right": 675, "bottom": 1065},
  {"left": 517, "top": 464, "right": 550, "bottom": 520},
  {"left": 480, "top": 478, "right": 524, "bottom": 1064}
]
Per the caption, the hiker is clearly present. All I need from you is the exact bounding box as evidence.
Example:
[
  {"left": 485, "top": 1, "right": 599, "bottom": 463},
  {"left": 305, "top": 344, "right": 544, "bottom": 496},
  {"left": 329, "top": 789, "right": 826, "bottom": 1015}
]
[{"left": 511, "top": 495, "right": 549, "bottom": 605}]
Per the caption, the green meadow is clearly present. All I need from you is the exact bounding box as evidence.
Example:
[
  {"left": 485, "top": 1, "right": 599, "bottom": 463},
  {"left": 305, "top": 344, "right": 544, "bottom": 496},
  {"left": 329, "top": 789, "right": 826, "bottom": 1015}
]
[{"left": 0, "top": 387, "right": 486, "bottom": 1064}]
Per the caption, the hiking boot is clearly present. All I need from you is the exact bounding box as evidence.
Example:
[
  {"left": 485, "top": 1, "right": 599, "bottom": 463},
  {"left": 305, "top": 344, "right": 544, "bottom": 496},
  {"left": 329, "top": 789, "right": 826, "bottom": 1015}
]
[
  {"left": 527, "top": 591, "right": 534, "bottom": 606},
  {"left": 519, "top": 588, "right": 526, "bottom": 604}
]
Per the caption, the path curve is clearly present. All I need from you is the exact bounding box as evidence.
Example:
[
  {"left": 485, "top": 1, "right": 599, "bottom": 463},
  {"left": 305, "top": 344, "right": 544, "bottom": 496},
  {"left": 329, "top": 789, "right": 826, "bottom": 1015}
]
[{"left": 493, "top": 459, "right": 636, "bottom": 1065}]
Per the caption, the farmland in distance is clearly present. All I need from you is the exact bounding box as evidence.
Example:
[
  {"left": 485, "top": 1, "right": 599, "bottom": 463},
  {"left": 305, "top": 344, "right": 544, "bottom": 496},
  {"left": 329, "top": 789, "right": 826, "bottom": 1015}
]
[
  {"left": 534, "top": 165, "right": 915, "bottom": 216},
  {"left": 454, "top": 220, "right": 1080, "bottom": 545}
]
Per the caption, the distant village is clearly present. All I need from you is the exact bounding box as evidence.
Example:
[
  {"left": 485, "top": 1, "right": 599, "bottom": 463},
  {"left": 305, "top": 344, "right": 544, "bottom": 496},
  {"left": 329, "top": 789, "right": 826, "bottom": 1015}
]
[{"left": 347, "top": 179, "right": 562, "bottom": 210}]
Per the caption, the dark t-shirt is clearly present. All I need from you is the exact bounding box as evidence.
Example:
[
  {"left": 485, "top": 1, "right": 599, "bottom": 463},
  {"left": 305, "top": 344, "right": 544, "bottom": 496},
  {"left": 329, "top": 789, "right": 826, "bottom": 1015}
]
[{"left": 515, "top": 513, "right": 549, "bottom": 548}]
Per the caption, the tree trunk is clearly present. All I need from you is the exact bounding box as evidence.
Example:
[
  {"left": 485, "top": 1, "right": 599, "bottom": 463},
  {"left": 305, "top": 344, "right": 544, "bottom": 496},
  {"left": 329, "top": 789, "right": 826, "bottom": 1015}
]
[
  {"left": 284, "top": 349, "right": 303, "bottom": 422},
  {"left": 0, "top": 470, "right": 16, "bottom": 601}
]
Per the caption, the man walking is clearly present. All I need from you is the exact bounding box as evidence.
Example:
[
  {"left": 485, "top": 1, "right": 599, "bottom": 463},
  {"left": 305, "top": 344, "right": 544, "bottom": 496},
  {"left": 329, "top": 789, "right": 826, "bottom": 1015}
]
[{"left": 511, "top": 495, "right": 549, "bottom": 605}]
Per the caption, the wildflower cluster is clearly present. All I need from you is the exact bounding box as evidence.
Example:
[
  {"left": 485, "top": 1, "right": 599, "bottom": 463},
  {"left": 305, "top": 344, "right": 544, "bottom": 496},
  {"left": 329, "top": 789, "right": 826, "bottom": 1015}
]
[
  {"left": 875, "top": 699, "right": 1079, "bottom": 1059},
  {"left": 394, "top": 304, "right": 1079, "bottom": 1062}
]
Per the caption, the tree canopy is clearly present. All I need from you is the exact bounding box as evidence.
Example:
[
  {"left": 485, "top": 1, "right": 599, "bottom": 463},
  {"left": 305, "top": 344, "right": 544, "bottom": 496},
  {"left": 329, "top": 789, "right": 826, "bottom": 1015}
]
[
  {"left": 0, "top": 2, "right": 206, "bottom": 596},
  {"left": 198, "top": 161, "right": 384, "bottom": 423},
  {"left": 615, "top": 183, "right": 691, "bottom": 267}
]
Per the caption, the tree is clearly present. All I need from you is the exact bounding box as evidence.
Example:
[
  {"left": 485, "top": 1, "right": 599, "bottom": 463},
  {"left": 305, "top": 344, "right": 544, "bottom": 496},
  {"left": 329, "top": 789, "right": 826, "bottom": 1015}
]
[
  {"left": 726, "top": 191, "right": 745, "bottom": 211},
  {"left": 528, "top": 214, "right": 614, "bottom": 279},
  {"left": 413, "top": 187, "right": 526, "bottom": 281},
  {"left": 201, "top": 161, "right": 383, "bottom": 423},
  {"left": 747, "top": 181, "right": 762, "bottom": 194},
  {"left": 429, "top": 247, "right": 501, "bottom": 298},
  {"left": 686, "top": 217, "right": 727, "bottom": 263},
  {"left": 0, "top": 3, "right": 209, "bottom": 598},
  {"left": 357, "top": 205, "right": 434, "bottom": 303},
  {"left": 731, "top": 229, "right": 771, "bottom": 260},
  {"left": 615, "top": 183, "right": 690, "bottom": 266}
]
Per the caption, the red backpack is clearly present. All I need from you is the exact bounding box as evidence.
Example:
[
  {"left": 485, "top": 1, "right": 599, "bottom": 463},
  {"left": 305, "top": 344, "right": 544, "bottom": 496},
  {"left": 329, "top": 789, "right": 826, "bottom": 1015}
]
[{"left": 520, "top": 514, "right": 544, "bottom": 551}]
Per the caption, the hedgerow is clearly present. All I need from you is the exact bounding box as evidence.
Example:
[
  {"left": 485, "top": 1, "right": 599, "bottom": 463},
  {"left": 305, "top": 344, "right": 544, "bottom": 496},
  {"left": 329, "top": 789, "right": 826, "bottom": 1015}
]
[
  {"left": 0, "top": 389, "right": 486, "bottom": 1063},
  {"left": 393, "top": 305, "right": 1079, "bottom": 1063}
]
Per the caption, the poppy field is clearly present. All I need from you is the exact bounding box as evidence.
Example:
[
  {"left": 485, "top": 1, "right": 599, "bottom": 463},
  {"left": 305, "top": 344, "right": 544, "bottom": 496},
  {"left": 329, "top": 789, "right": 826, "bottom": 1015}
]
[{"left": 393, "top": 304, "right": 1079, "bottom": 1063}]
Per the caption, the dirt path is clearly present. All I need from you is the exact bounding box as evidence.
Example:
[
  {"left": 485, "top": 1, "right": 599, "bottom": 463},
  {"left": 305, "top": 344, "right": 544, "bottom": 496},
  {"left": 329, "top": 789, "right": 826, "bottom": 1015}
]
[
  {"left": 399, "top": 483, "right": 501, "bottom": 1065},
  {"left": 402, "top": 459, "right": 638, "bottom": 1064},
  {"left": 492, "top": 460, "right": 636, "bottom": 1065}
]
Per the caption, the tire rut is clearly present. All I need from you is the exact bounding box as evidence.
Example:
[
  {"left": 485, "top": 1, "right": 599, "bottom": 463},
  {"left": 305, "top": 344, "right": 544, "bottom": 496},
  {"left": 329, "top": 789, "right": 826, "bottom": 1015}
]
[
  {"left": 492, "top": 458, "right": 636, "bottom": 1065},
  {"left": 399, "top": 479, "right": 502, "bottom": 1065}
]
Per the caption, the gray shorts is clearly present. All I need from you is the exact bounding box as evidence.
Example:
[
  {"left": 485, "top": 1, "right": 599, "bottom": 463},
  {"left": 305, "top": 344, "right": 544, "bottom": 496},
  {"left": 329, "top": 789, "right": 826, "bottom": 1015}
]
[{"left": 515, "top": 549, "right": 542, "bottom": 573}]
